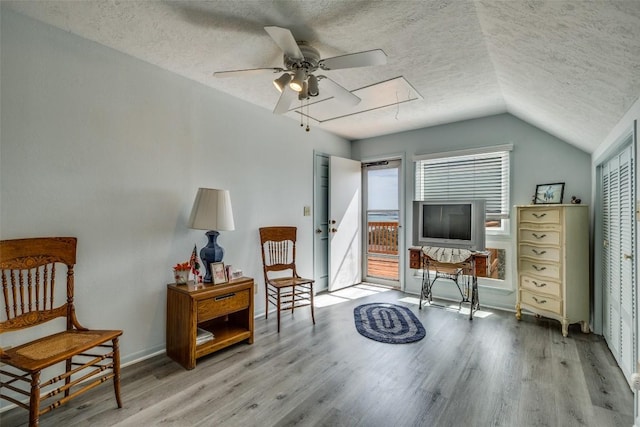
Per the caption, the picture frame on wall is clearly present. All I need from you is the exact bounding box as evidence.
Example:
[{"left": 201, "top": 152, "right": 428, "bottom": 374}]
[
  {"left": 534, "top": 182, "right": 565, "bottom": 204},
  {"left": 211, "top": 262, "right": 228, "bottom": 285}
]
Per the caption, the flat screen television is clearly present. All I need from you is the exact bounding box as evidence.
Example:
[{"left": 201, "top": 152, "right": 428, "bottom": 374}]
[{"left": 412, "top": 199, "right": 486, "bottom": 251}]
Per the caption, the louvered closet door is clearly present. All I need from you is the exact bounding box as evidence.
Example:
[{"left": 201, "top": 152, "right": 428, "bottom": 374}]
[{"left": 602, "top": 144, "right": 635, "bottom": 382}]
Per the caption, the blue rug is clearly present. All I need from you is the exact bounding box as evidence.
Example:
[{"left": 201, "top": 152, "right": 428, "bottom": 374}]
[{"left": 353, "top": 303, "right": 425, "bottom": 344}]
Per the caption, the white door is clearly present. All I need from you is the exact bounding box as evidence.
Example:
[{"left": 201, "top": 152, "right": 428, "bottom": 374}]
[
  {"left": 601, "top": 143, "right": 635, "bottom": 384},
  {"left": 313, "top": 154, "right": 329, "bottom": 292},
  {"left": 328, "top": 156, "right": 362, "bottom": 291}
]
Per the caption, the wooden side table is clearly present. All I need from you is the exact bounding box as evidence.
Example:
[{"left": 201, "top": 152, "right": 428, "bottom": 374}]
[{"left": 166, "top": 277, "right": 254, "bottom": 370}]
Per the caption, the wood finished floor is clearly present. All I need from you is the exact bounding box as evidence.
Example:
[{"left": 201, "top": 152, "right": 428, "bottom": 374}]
[{"left": 1, "top": 285, "right": 633, "bottom": 427}]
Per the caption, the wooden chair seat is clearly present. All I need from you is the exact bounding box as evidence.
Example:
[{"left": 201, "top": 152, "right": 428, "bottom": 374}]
[
  {"left": 0, "top": 237, "right": 122, "bottom": 427},
  {"left": 2, "top": 329, "right": 122, "bottom": 372},
  {"left": 259, "top": 227, "right": 315, "bottom": 332},
  {"left": 267, "top": 277, "right": 314, "bottom": 289}
]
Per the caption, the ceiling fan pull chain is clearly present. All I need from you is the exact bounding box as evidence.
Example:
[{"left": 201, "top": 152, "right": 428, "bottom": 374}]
[{"left": 306, "top": 100, "right": 310, "bottom": 132}]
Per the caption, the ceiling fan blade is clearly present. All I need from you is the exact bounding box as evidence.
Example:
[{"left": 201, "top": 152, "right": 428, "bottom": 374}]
[
  {"left": 320, "top": 77, "right": 361, "bottom": 106},
  {"left": 320, "top": 49, "right": 387, "bottom": 70},
  {"left": 264, "top": 26, "right": 303, "bottom": 60},
  {"left": 273, "top": 86, "right": 297, "bottom": 114},
  {"left": 213, "top": 67, "right": 283, "bottom": 78}
]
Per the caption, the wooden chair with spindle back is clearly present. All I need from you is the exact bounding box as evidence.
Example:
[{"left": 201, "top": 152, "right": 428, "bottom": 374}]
[
  {"left": 0, "top": 237, "right": 122, "bottom": 427},
  {"left": 259, "top": 227, "right": 315, "bottom": 332}
]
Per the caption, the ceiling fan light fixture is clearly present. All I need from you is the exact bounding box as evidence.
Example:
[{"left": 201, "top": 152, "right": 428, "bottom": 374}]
[
  {"left": 298, "top": 81, "right": 309, "bottom": 100},
  {"left": 307, "top": 74, "right": 319, "bottom": 97},
  {"left": 289, "top": 69, "right": 306, "bottom": 92},
  {"left": 273, "top": 73, "right": 291, "bottom": 93}
]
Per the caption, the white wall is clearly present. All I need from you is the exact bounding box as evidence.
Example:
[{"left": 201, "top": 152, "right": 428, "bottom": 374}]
[
  {"left": 352, "top": 113, "right": 592, "bottom": 310},
  {"left": 0, "top": 9, "right": 350, "bottom": 368}
]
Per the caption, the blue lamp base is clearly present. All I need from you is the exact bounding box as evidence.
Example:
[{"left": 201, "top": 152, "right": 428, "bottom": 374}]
[{"left": 200, "top": 230, "right": 224, "bottom": 283}]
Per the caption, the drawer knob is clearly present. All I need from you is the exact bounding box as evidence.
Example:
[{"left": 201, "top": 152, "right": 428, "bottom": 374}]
[
  {"left": 215, "top": 293, "right": 236, "bottom": 301},
  {"left": 532, "top": 281, "right": 547, "bottom": 288},
  {"left": 532, "top": 265, "right": 547, "bottom": 272},
  {"left": 532, "top": 213, "right": 547, "bottom": 219},
  {"left": 532, "top": 249, "right": 547, "bottom": 255},
  {"left": 532, "top": 296, "right": 547, "bottom": 304},
  {"left": 532, "top": 233, "right": 547, "bottom": 239}
]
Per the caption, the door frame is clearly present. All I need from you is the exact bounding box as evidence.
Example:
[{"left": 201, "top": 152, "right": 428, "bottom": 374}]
[
  {"left": 360, "top": 153, "right": 406, "bottom": 290},
  {"left": 312, "top": 152, "right": 330, "bottom": 293}
]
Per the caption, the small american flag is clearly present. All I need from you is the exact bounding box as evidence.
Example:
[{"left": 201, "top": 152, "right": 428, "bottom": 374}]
[{"left": 189, "top": 245, "right": 201, "bottom": 280}]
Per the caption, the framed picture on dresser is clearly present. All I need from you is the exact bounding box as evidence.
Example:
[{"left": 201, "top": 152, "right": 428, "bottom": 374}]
[
  {"left": 534, "top": 182, "right": 564, "bottom": 204},
  {"left": 211, "top": 262, "right": 228, "bottom": 285}
]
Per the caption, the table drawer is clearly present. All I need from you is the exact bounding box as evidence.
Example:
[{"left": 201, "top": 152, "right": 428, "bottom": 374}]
[
  {"left": 409, "top": 249, "right": 421, "bottom": 269},
  {"left": 520, "top": 274, "right": 561, "bottom": 298},
  {"left": 519, "top": 208, "right": 561, "bottom": 224},
  {"left": 521, "top": 290, "right": 562, "bottom": 315},
  {"left": 197, "top": 289, "right": 250, "bottom": 321},
  {"left": 519, "top": 259, "right": 561, "bottom": 281},
  {"left": 519, "top": 244, "right": 560, "bottom": 263},
  {"left": 519, "top": 229, "right": 561, "bottom": 246}
]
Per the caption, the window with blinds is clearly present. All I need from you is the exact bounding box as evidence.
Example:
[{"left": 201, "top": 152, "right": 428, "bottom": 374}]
[{"left": 414, "top": 145, "right": 511, "bottom": 229}]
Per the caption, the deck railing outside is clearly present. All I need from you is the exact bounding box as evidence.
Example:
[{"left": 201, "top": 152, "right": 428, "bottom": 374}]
[
  {"left": 368, "top": 221, "right": 399, "bottom": 254},
  {"left": 367, "top": 221, "right": 399, "bottom": 280}
]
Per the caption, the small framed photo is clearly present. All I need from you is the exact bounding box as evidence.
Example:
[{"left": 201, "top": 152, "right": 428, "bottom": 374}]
[
  {"left": 211, "top": 262, "right": 228, "bottom": 285},
  {"left": 534, "top": 182, "right": 565, "bottom": 204}
]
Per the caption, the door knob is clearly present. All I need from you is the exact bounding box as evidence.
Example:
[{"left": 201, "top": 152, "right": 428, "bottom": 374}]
[
  {"left": 331, "top": 228, "right": 338, "bottom": 233},
  {"left": 315, "top": 228, "right": 322, "bottom": 234},
  {"left": 331, "top": 220, "right": 336, "bottom": 224}
]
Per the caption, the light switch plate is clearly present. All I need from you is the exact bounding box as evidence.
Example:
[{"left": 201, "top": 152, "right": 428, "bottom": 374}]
[{"left": 303, "top": 206, "right": 311, "bottom": 216}]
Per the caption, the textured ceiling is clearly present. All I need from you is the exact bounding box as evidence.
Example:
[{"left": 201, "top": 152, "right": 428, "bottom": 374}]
[{"left": 4, "top": 1, "right": 640, "bottom": 152}]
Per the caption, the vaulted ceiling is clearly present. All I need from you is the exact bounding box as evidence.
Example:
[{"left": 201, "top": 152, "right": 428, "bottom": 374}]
[{"left": 4, "top": 1, "right": 640, "bottom": 153}]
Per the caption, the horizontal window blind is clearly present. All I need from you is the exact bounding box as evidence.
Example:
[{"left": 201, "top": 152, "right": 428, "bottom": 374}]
[{"left": 415, "top": 149, "right": 510, "bottom": 220}]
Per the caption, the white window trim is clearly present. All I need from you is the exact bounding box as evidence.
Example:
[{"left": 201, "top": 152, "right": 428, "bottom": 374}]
[{"left": 412, "top": 143, "right": 513, "bottom": 162}]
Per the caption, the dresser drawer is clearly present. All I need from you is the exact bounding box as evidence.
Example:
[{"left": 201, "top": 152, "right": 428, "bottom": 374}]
[
  {"left": 197, "top": 289, "right": 250, "bottom": 322},
  {"left": 520, "top": 290, "right": 562, "bottom": 315},
  {"left": 519, "top": 244, "right": 560, "bottom": 263},
  {"left": 519, "top": 259, "right": 561, "bottom": 281},
  {"left": 518, "top": 229, "right": 561, "bottom": 246},
  {"left": 519, "top": 208, "right": 561, "bottom": 224},
  {"left": 520, "top": 274, "right": 561, "bottom": 298}
]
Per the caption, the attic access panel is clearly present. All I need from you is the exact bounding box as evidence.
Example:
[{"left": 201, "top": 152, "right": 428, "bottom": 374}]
[{"left": 291, "top": 76, "right": 422, "bottom": 123}]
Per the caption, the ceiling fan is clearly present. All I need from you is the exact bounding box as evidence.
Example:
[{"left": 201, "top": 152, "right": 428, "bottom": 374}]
[{"left": 214, "top": 26, "right": 387, "bottom": 115}]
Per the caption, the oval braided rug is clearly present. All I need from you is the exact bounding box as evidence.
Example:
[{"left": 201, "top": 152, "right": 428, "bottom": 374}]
[{"left": 353, "top": 303, "right": 425, "bottom": 344}]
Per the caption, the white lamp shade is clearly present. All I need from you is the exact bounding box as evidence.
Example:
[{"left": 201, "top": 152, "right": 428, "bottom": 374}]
[{"left": 188, "top": 188, "right": 235, "bottom": 231}]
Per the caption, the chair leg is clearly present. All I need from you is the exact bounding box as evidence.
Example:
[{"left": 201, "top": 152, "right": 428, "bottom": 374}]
[
  {"left": 277, "top": 288, "right": 281, "bottom": 333},
  {"left": 64, "top": 358, "right": 72, "bottom": 398},
  {"left": 264, "top": 284, "right": 269, "bottom": 320},
  {"left": 310, "top": 283, "right": 315, "bottom": 325},
  {"left": 29, "top": 371, "right": 41, "bottom": 427},
  {"left": 112, "top": 337, "right": 123, "bottom": 408}
]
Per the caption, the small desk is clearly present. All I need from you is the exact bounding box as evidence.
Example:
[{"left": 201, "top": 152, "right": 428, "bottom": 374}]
[{"left": 409, "top": 247, "right": 482, "bottom": 320}]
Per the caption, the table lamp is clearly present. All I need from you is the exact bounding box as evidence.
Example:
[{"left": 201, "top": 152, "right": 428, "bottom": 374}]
[{"left": 188, "top": 188, "right": 235, "bottom": 283}]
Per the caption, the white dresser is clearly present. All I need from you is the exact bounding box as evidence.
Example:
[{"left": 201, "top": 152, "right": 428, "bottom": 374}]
[{"left": 515, "top": 204, "right": 590, "bottom": 336}]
